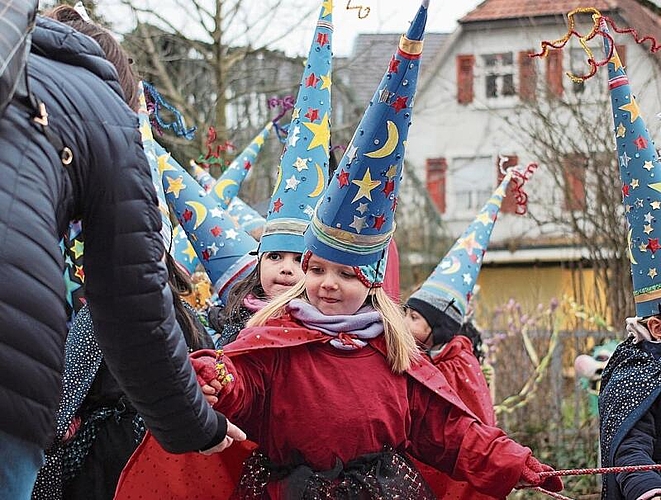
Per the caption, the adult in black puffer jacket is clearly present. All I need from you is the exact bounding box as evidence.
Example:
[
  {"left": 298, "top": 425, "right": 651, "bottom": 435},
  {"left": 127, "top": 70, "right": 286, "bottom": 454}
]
[{"left": 0, "top": 14, "right": 239, "bottom": 496}]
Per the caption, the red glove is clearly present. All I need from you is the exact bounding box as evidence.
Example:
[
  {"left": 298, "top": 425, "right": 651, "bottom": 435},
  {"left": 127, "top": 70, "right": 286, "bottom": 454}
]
[
  {"left": 190, "top": 355, "right": 218, "bottom": 387},
  {"left": 519, "top": 455, "right": 563, "bottom": 493}
]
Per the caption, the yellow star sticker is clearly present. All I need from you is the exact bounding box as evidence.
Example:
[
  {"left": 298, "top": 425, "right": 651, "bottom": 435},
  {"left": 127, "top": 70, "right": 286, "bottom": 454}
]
[
  {"left": 254, "top": 134, "right": 265, "bottom": 147},
  {"left": 157, "top": 153, "right": 176, "bottom": 173},
  {"left": 351, "top": 169, "right": 381, "bottom": 203},
  {"left": 182, "top": 242, "right": 197, "bottom": 263},
  {"left": 165, "top": 175, "right": 186, "bottom": 198},
  {"left": 649, "top": 268, "right": 658, "bottom": 279},
  {"left": 610, "top": 52, "right": 624, "bottom": 72},
  {"left": 620, "top": 96, "right": 641, "bottom": 123},
  {"left": 644, "top": 161, "right": 655, "bottom": 171},
  {"left": 652, "top": 201, "right": 661, "bottom": 210},
  {"left": 71, "top": 239, "right": 85, "bottom": 260},
  {"left": 640, "top": 242, "right": 649, "bottom": 252},
  {"left": 321, "top": 0, "right": 332, "bottom": 17},
  {"left": 475, "top": 211, "right": 493, "bottom": 226},
  {"left": 455, "top": 231, "right": 484, "bottom": 256},
  {"left": 303, "top": 113, "right": 331, "bottom": 152},
  {"left": 631, "top": 179, "right": 640, "bottom": 189},
  {"left": 644, "top": 224, "right": 654, "bottom": 234},
  {"left": 616, "top": 122, "right": 627, "bottom": 138},
  {"left": 320, "top": 72, "right": 332, "bottom": 91},
  {"left": 385, "top": 164, "right": 398, "bottom": 180}
]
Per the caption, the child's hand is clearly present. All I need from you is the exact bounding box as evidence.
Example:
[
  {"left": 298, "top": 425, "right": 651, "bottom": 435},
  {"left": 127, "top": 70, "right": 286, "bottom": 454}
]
[
  {"left": 517, "top": 455, "right": 563, "bottom": 492},
  {"left": 190, "top": 355, "right": 218, "bottom": 387},
  {"left": 200, "top": 381, "right": 222, "bottom": 406}
]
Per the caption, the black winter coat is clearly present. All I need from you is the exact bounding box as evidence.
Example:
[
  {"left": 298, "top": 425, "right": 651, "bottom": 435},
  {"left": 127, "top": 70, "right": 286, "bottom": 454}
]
[{"left": 0, "top": 17, "right": 226, "bottom": 452}]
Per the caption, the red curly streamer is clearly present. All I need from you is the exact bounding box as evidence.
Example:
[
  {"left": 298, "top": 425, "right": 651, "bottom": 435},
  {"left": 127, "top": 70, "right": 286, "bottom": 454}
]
[{"left": 510, "top": 163, "right": 538, "bottom": 215}]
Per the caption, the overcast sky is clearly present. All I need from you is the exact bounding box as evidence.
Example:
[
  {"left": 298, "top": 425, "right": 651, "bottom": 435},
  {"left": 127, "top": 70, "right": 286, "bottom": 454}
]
[{"left": 97, "top": 0, "right": 484, "bottom": 57}]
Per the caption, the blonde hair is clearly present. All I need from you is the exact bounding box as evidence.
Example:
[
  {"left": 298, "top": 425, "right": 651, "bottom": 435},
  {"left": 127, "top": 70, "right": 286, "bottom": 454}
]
[{"left": 247, "top": 280, "right": 419, "bottom": 373}]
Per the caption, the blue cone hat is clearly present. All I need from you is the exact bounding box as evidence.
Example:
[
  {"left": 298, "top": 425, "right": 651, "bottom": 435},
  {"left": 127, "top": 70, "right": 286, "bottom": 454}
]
[
  {"left": 170, "top": 225, "right": 200, "bottom": 275},
  {"left": 158, "top": 148, "right": 257, "bottom": 305},
  {"left": 139, "top": 81, "right": 173, "bottom": 250},
  {"left": 259, "top": 0, "right": 332, "bottom": 254},
  {"left": 209, "top": 123, "right": 273, "bottom": 209},
  {"left": 190, "top": 162, "right": 215, "bottom": 193},
  {"left": 602, "top": 21, "right": 661, "bottom": 318},
  {"left": 407, "top": 168, "right": 519, "bottom": 324},
  {"left": 304, "top": 1, "right": 428, "bottom": 266},
  {"left": 228, "top": 197, "right": 267, "bottom": 235}
]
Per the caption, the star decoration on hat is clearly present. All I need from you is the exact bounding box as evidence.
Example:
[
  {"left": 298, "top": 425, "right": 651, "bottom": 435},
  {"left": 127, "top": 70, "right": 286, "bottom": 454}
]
[
  {"left": 455, "top": 231, "right": 483, "bottom": 256},
  {"left": 294, "top": 157, "right": 309, "bottom": 172},
  {"left": 165, "top": 175, "right": 186, "bottom": 197},
  {"left": 285, "top": 175, "right": 301, "bottom": 191},
  {"left": 304, "top": 113, "right": 331, "bottom": 151},
  {"left": 620, "top": 96, "right": 641, "bottom": 123},
  {"left": 351, "top": 170, "right": 381, "bottom": 203}
]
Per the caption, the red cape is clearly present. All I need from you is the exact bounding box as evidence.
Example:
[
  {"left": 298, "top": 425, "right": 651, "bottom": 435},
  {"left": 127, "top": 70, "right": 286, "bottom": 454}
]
[{"left": 115, "top": 318, "right": 477, "bottom": 499}]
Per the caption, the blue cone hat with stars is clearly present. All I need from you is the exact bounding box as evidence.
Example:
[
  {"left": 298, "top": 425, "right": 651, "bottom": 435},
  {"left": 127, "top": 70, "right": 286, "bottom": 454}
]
[
  {"left": 602, "top": 21, "right": 661, "bottom": 318},
  {"left": 407, "top": 167, "right": 520, "bottom": 324},
  {"left": 158, "top": 149, "right": 257, "bottom": 305},
  {"left": 209, "top": 123, "right": 273, "bottom": 209},
  {"left": 228, "top": 197, "right": 266, "bottom": 235},
  {"left": 304, "top": 0, "right": 428, "bottom": 266},
  {"left": 170, "top": 224, "right": 200, "bottom": 276},
  {"left": 190, "top": 161, "right": 216, "bottom": 194},
  {"left": 260, "top": 0, "right": 332, "bottom": 254}
]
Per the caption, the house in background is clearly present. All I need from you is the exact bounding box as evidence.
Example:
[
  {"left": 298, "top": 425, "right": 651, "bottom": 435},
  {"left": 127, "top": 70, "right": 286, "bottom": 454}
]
[{"left": 402, "top": 0, "right": 661, "bottom": 321}]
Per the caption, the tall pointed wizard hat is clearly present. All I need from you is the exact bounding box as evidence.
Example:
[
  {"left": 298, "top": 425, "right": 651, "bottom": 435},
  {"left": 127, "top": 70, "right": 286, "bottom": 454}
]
[
  {"left": 170, "top": 224, "right": 200, "bottom": 275},
  {"left": 304, "top": 0, "right": 428, "bottom": 266},
  {"left": 209, "top": 123, "right": 273, "bottom": 208},
  {"left": 259, "top": 0, "right": 333, "bottom": 254},
  {"left": 406, "top": 163, "right": 537, "bottom": 339},
  {"left": 228, "top": 197, "right": 267, "bottom": 235},
  {"left": 158, "top": 148, "right": 257, "bottom": 305},
  {"left": 601, "top": 19, "right": 661, "bottom": 318}
]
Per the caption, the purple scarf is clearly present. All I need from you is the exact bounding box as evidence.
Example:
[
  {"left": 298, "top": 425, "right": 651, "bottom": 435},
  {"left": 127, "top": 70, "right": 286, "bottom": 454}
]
[{"left": 287, "top": 299, "right": 384, "bottom": 350}]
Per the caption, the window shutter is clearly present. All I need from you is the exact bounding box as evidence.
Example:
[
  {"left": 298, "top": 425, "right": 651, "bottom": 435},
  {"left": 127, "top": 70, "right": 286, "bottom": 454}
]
[
  {"left": 496, "top": 155, "right": 519, "bottom": 214},
  {"left": 562, "top": 154, "right": 587, "bottom": 211},
  {"left": 456, "top": 55, "right": 475, "bottom": 104},
  {"left": 518, "top": 50, "right": 537, "bottom": 102},
  {"left": 426, "top": 158, "right": 447, "bottom": 214},
  {"left": 546, "top": 49, "right": 563, "bottom": 98}
]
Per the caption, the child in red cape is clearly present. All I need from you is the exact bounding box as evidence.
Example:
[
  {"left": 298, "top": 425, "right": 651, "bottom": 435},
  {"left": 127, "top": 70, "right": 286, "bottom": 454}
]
[{"left": 184, "top": 249, "right": 562, "bottom": 499}]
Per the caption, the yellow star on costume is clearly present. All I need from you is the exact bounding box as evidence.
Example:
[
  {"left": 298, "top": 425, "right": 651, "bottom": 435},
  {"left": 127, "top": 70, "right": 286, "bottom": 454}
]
[
  {"left": 640, "top": 242, "right": 649, "bottom": 252},
  {"left": 157, "top": 153, "right": 176, "bottom": 173},
  {"left": 303, "top": 113, "right": 331, "bottom": 152},
  {"left": 71, "top": 239, "right": 85, "bottom": 260},
  {"left": 610, "top": 52, "right": 624, "bottom": 72},
  {"left": 475, "top": 211, "right": 493, "bottom": 226},
  {"left": 254, "top": 134, "right": 265, "bottom": 147},
  {"left": 165, "top": 175, "right": 186, "bottom": 198},
  {"left": 616, "top": 123, "right": 627, "bottom": 138},
  {"left": 620, "top": 96, "right": 641, "bottom": 123},
  {"left": 644, "top": 161, "right": 655, "bottom": 171},
  {"left": 644, "top": 224, "right": 654, "bottom": 235},
  {"left": 351, "top": 170, "right": 381, "bottom": 203},
  {"left": 631, "top": 179, "right": 640, "bottom": 189},
  {"left": 649, "top": 268, "right": 658, "bottom": 279},
  {"left": 139, "top": 120, "right": 153, "bottom": 141},
  {"left": 320, "top": 73, "right": 332, "bottom": 91},
  {"left": 455, "top": 231, "right": 483, "bottom": 256},
  {"left": 321, "top": 0, "right": 332, "bottom": 17},
  {"left": 652, "top": 201, "right": 661, "bottom": 210},
  {"left": 182, "top": 242, "right": 197, "bottom": 263},
  {"left": 385, "top": 164, "right": 398, "bottom": 180}
]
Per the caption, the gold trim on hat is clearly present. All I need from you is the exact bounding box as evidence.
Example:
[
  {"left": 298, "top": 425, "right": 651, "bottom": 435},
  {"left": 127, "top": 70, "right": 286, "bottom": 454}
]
[
  {"left": 262, "top": 219, "right": 308, "bottom": 237},
  {"left": 635, "top": 288, "right": 661, "bottom": 304},
  {"left": 399, "top": 36, "right": 424, "bottom": 56},
  {"left": 311, "top": 215, "right": 394, "bottom": 247}
]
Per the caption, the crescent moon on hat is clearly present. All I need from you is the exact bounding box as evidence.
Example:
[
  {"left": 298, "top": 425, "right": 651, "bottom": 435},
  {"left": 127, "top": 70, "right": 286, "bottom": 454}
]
[
  {"left": 212, "top": 178, "right": 238, "bottom": 200},
  {"left": 627, "top": 228, "right": 637, "bottom": 265},
  {"left": 185, "top": 201, "right": 208, "bottom": 230},
  {"left": 364, "top": 120, "right": 399, "bottom": 159},
  {"left": 440, "top": 255, "right": 461, "bottom": 274},
  {"left": 308, "top": 163, "right": 326, "bottom": 198},
  {"left": 272, "top": 165, "right": 283, "bottom": 196}
]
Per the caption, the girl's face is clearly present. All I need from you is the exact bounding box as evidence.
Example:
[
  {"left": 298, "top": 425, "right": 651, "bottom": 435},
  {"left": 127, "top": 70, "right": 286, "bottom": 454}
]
[
  {"left": 259, "top": 252, "right": 304, "bottom": 299},
  {"left": 404, "top": 308, "right": 433, "bottom": 348},
  {"left": 305, "top": 254, "right": 370, "bottom": 316}
]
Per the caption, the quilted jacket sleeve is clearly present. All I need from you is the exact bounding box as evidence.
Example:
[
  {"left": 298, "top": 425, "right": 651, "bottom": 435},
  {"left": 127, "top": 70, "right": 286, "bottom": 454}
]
[{"left": 80, "top": 112, "right": 227, "bottom": 453}]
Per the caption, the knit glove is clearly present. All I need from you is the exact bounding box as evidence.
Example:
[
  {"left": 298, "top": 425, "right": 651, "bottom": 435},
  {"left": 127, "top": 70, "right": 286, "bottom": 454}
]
[{"left": 518, "top": 455, "right": 564, "bottom": 493}]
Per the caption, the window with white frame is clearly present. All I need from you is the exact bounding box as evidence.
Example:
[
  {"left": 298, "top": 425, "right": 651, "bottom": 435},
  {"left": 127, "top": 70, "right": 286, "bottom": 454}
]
[
  {"left": 482, "top": 52, "right": 515, "bottom": 99},
  {"left": 452, "top": 157, "right": 495, "bottom": 212}
]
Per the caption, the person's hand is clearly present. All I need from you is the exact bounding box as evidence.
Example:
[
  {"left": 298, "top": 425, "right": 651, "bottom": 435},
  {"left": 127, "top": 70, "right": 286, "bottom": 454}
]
[
  {"left": 517, "top": 455, "right": 563, "bottom": 492},
  {"left": 200, "top": 380, "right": 222, "bottom": 406},
  {"left": 199, "top": 420, "right": 246, "bottom": 455}
]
